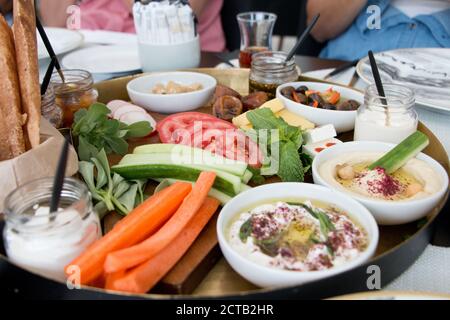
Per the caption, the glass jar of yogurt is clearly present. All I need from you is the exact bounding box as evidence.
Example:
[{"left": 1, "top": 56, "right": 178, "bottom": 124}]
[
  {"left": 354, "top": 84, "right": 417, "bottom": 144},
  {"left": 3, "top": 177, "right": 101, "bottom": 282}
]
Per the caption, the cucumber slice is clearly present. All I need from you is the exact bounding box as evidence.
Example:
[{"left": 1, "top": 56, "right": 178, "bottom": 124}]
[
  {"left": 112, "top": 154, "right": 242, "bottom": 196},
  {"left": 133, "top": 144, "right": 248, "bottom": 177},
  {"left": 154, "top": 178, "right": 232, "bottom": 205},
  {"left": 241, "top": 169, "right": 253, "bottom": 184},
  {"left": 368, "top": 131, "right": 429, "bottom": 174},
  {"left": 239, "top": 183, "right": 252, "bottom": 193}
]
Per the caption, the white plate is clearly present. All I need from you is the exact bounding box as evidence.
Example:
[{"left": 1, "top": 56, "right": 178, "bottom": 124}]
[
  {"left": 330, "top": 291, "right": 450, "bottom": 300},
  {"left": 37, "top": 27, "right": 84, "bottom": 60},
  {"left": 356, "top": 48, "right": 450, "bottom": 113},
  {"left": 303, "top": 68, "right": 354, "bottom": 86},
  {"left": 62, "top": 45, "right": 141, "bottom": 74},
  {"left": 78, "top": 30, "right": 137, "bottom": 46}
]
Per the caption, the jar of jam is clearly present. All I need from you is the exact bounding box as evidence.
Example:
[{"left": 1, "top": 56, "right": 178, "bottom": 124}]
[
  {"left": 41, "top": 86, "right": 63, "bottom": 128},
  {"left": 249, "top": 51, "right": 299, "bottom": 99},
  {"left": 51, "top": 69, "right": 98, "bottom": 127}
]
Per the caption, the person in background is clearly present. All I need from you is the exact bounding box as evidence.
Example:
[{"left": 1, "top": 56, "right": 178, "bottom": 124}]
[
  {"left": 307, "top": 0, "right": 450, "bottom": 61},
  {"left": 38, "top": 0, "right": 225, "bottom": 52},
  {"left": 0, "top": 0, "right": 12, "bottom": 24}
]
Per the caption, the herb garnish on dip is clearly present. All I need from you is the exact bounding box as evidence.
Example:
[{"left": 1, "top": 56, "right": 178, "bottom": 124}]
[{"left": 227, "top": 200, "right": 368, "bottom": 272}]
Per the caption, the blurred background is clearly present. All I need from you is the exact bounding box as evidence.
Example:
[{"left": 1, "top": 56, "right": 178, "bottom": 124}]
[{"left": 220, "top": 0, "right": 323, "bottom": 56}]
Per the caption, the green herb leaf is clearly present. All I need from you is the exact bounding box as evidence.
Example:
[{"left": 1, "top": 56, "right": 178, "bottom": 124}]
[
  {"left": 124, "top": 121, "right": 152, "bottom": 138},
  {"left": 94, "top": 201, "right": 109, "bottom": 219},
  {"left": 78, "top": 161, "right": 101, "bottom": 200},
  {"left": 246, "top": 108, "right": 286, "bottom": 130},
  {"left": 278, "top": 141, "right": 304, "bottom": 182},
  {"left": 300, "top": 203, "right": 335, "bottom": 236},
  {"left": 256, "top": 236, "right": 280, "bottom": 257},
  {"left": 247, "top": 167, "right": 265, "bottom": 185},
  {"left": 113, "top": 180, "right": 131, "bottom": 199},
  {"left": 78, "top": 136, "right": 99, "bottom": 162},
  {"left": 117, "top": 183, "right": 138, "bottom": 213},
  {"left": 72, "top": 103, "right": 150, "bottom": 160},
  {"left": 239, "top": 218, "right": 253, "bottom": 243},
  {"left": 134, "top": 179, "right": 147, "bottom": 204},
  {"left": 245, "top": 108, "right": 308, "bottom": 182}
]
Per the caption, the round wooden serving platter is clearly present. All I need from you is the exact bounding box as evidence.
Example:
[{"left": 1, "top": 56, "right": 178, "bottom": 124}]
[{"left": 1, "top": 69, "right": 449, "bottom": 299}]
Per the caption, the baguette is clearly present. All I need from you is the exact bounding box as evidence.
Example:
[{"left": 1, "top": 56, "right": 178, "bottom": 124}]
[
  {"left": 13, "top": 0, "right": 41, "bottom": 149},
  {"left": 0, "top": 14, "right": 25, "bottom": 161}
]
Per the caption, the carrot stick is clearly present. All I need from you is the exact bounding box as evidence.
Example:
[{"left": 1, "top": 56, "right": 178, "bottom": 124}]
[
  {"left": 105, "top": 271, "right": 126, "bottom": 290},
  {"left": 108, "top": 197, "right": 220, "bottom": 293},
  {"left": 104, "top": 171, "right": 216, "bottom": 273},
  {"left": 65, "top": 182, "right": 192, "bottom": 285}
]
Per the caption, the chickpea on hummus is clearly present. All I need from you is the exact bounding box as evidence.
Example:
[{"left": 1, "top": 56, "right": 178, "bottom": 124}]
[
  {"left": 319, "top": 152, "right": 442, "bottom": 201},
  {"left": 227, "top": 201, "right": 368, "bottom": 272}
]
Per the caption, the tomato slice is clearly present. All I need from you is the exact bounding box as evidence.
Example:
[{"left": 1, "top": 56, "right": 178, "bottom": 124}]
[{"left": 157, "top": 112, "right": 262, "bottom": 167}]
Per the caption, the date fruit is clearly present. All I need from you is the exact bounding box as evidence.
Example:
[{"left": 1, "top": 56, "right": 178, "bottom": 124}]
[
  {"left": 241, "top": 91, "right": 269, "bottom": 111},
  {"left": 213, "top": 95, "right": 243, "bottom": 121}
]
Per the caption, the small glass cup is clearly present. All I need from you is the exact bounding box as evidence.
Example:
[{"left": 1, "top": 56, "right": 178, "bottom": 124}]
[
  {"left": 237, "top": 12, "right": 277, "bottom": 68},
  {"left": 249, "top": 51, "right": 299, "bottom": 99},
  {"left": 354, "top": 84, "right": 418, "bottom": 144},
  {"left": 3, "top": 177, "right": 101, "bottom": 282},
  {"left": 51, "top": 69, "right": 98, "bottom": 128}
]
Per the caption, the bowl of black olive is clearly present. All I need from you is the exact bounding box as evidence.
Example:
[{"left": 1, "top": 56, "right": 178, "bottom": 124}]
[{"left": 276, "top": 82, "right": 363, "bottom": 133}]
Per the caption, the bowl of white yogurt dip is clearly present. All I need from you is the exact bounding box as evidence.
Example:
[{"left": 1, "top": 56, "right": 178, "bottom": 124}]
[
  {"left": 312, "top": 141, "right": 448, "bottom": 225},
  {"left": 217, "top": 183, "right": 378, "bottom": 288}
]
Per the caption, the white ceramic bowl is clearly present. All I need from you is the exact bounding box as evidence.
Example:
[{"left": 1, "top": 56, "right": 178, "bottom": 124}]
[
  {"left": 276, "top": 81, "right": 363, "bottom": 133},
  {"left": 312, "top": 141, "right": 449, "bottom": 225},
  {"left": 217, "top": 183, "right": 379, "bottom": 288},
  {"left": 138, "top": 36, "right": 200, "bottom": 72},
  {"left": 126, "top": 72, "right": 217, "bottom": 113}
]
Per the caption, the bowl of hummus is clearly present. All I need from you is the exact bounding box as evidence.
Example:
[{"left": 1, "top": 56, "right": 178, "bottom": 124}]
[
  {"left": 312, "top": 141, "right": 448, "bottom": 225},
  {"left": 217, "top": 183, "right": 378, "bottom": 288}
]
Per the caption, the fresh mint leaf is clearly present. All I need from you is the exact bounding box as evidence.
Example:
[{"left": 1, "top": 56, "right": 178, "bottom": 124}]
[
  {"left": 246, "top": 108, "right": 285, "bottom": 130},
  {"left": 278, "top": 141, "right": 304, "bottom": 182},
  {"left": 245, "top": 108, "right": 309, "bottom": 182}
]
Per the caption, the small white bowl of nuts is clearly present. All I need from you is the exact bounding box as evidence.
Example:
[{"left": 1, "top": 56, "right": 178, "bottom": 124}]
[{"left": 127, "top": 71, "right": 217, "bottom": 113}]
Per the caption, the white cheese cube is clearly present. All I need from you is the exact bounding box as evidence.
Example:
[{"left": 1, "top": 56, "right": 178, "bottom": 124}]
[
  {"left": 303, "top": 138, "right": 342, "bottom": 158},
  {"left": 303, "top": 124, "right": 337, "bottom": 144}
]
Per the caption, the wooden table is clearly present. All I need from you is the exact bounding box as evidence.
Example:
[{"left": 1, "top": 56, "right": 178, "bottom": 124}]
[{"left": 199, "top": 51, "right": 345, "bottom": 72}]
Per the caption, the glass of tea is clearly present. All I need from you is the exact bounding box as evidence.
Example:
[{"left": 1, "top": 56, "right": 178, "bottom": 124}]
[{"left": 237, "top": 12, "right": 277, "bottom": 68}]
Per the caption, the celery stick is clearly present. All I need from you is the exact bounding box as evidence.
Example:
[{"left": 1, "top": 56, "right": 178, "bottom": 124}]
[{"left": 368, "top": 131, "right": 429, "bottom": 174}]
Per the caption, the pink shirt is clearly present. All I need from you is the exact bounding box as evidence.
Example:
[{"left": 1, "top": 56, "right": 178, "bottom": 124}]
[{"left": 79, "top": 0, "right": 225, "bottom": 52}]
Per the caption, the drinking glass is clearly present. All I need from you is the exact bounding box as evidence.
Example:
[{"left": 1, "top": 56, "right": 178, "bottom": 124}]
[{"left": 237, "top": 12, "right": 277, "bottom": 68}]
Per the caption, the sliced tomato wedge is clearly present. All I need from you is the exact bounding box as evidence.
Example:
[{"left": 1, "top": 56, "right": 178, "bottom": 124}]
[{"left": 157, "top": 112, "right": 262, "bottom": 167}]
